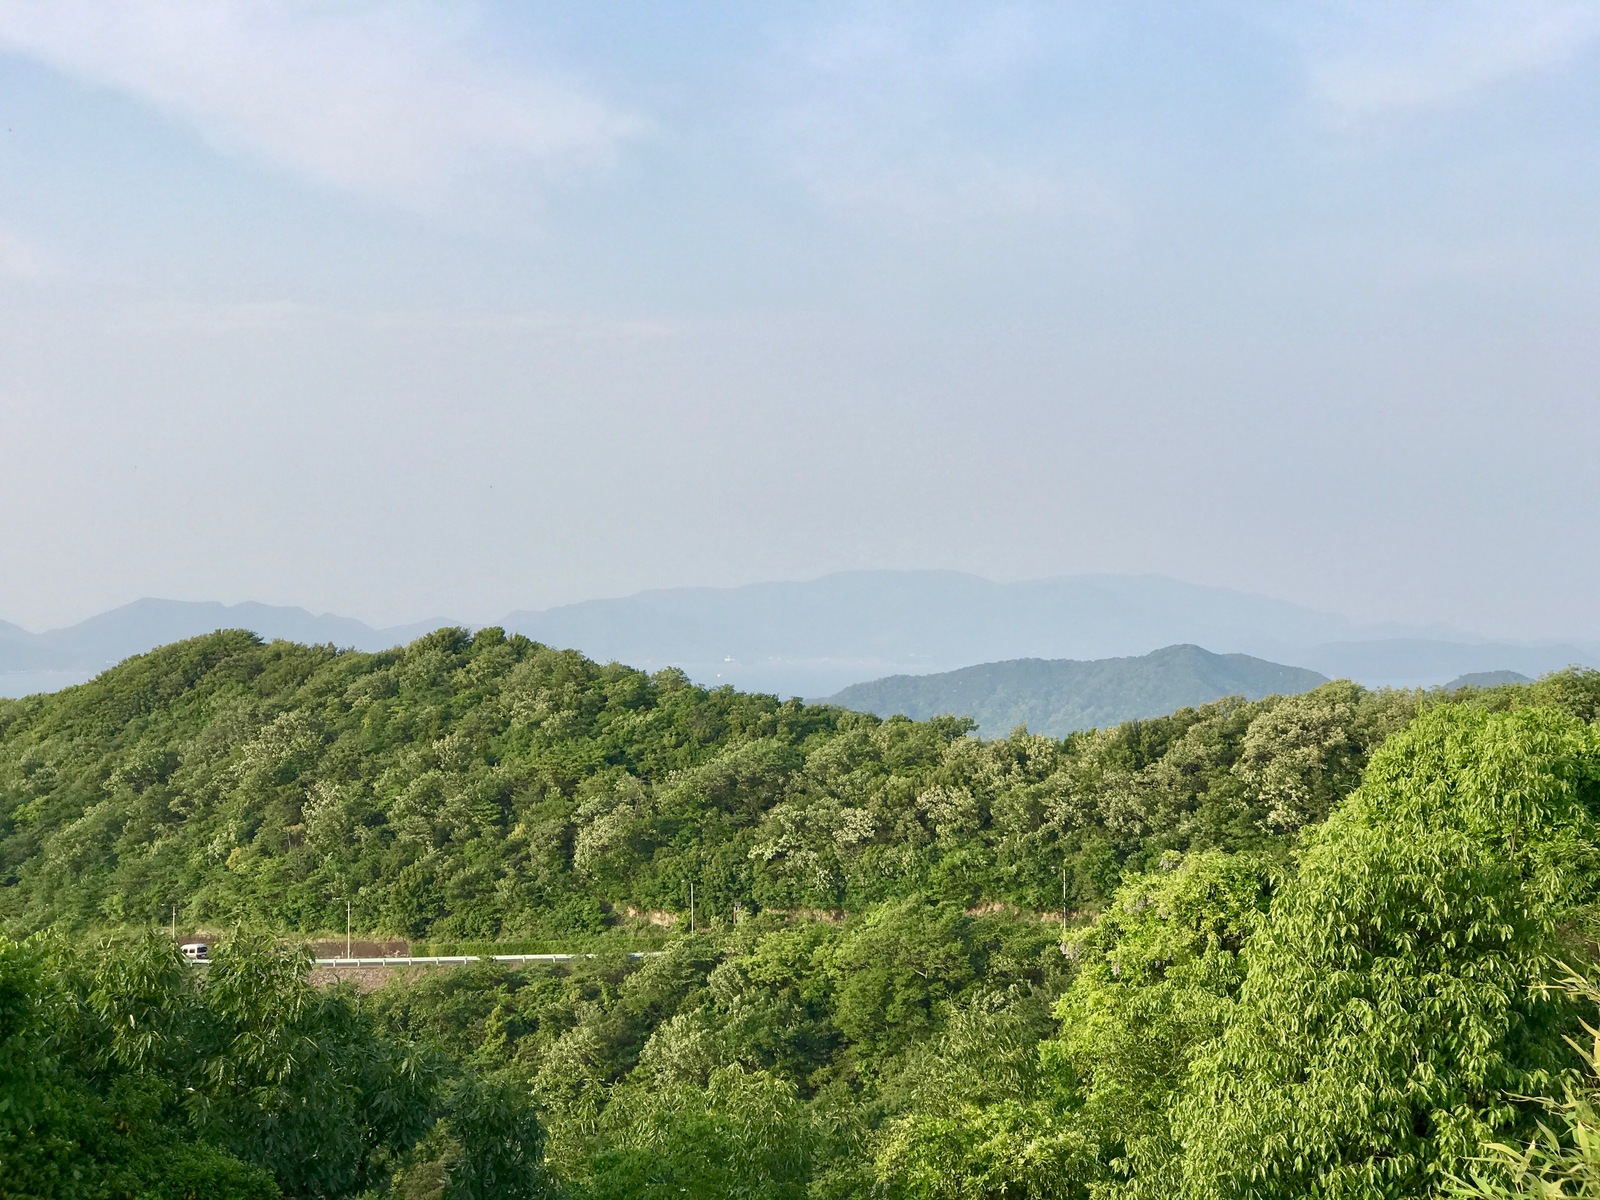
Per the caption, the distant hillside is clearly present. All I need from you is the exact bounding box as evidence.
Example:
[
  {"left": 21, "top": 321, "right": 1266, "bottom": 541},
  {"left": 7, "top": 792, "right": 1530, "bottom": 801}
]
[
  {"left": 1445, "top": 669, "right": 1532, "bottom": 690},
  {"left": 501, "top": 571, "right": 1388, "bottom": 696},
  {"left": 6, "top": 572, "right": 1599, "bottom": 699},
  {"left": 502, "top": 571, "right": 1600, "bottom": 695},
  {"left": 823, "top": 644, "right": 1329, "bottom": 737},
  {"left": 0, "top": 599, "right": 451, "bottom": 695},
  {"left": 1296, "top": 640, "right": 1591, "bottom": 689}
]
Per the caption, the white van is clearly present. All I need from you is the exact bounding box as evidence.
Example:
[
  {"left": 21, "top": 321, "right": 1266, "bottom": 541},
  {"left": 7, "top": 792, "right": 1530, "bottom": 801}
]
[{"left": 180, "top": 942, "right": 209, "bottom": 962}]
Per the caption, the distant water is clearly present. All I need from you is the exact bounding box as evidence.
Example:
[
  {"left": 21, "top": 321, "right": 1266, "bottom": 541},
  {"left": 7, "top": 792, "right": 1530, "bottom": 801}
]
[{"left": 0, "top": 670, "right": 94, "bottom": 698}]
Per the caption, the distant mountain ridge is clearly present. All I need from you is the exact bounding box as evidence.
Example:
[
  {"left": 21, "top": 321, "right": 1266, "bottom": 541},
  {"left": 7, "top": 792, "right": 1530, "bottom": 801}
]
[
  {"left": 2, "top": 571, "right": 1595, "bottom": 699},
  {"left": 823, "top": 645, "right": 1330, "bottom": 738},
  {"left": 0, "top": 600, "right": 451, "bottom": 695},
  {"left": 501, "top": 571, "right": 1597, "bottom": 695},
  {"left": 503, "top": 570, "right": 1404, "bottom": 663}
]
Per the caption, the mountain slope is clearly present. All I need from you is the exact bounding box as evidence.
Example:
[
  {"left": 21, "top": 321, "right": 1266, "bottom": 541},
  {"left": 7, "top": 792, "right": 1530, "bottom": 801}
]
[
  {"left": 503, "top": 570, "right": 1598, "bottom": 695},
  {"left": 0, "top": 599, "right": 452, "bottom": 686},
  {"left": 824, "top": 644, "right": 1330, "bottom": 737},
  {"left": 5, "top": 626, "right": 1595, "bottom": 943},
  {"left": 503, "top": 570, "right": 1393, "bottom": 670}
]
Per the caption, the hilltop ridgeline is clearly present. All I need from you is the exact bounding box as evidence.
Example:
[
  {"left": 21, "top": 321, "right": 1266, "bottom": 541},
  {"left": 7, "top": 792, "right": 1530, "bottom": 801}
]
[{"left": 2, "top": 625, "right": 1592, "bottom": 943}]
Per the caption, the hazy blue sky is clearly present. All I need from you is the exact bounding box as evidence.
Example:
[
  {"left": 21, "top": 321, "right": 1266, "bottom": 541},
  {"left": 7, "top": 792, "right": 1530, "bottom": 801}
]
[{"left": 1, "top": 2, "right": 1597, "bottom": 637}]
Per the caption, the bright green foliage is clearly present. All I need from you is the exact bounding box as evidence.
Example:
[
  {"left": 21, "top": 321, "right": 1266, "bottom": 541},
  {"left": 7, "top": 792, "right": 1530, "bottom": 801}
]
[
  {"left": 872, "top": 988, "right": 1090, "bottom": 1200},
  {"left": 174, "top": 932, "right": 439, "bottom": 1196},
  {"left": 874, "top": 1098, "right": 1090, "bottom": 1200},
  {"left": 1050, "top": 849, "right": 1277, "bottom": 1198},
  {"left": 1231, "top": 679, "right": 1416, "bottom": 834},
  {"left": 824, "top": 896, "right": 983, "bottom": 1059},
  {"left": 0, "top": 932, "right": 279, "bottom": 1200},
  {"left": 581, "top": 1064, "right": 818, "bottom": 1199},
  {"left": 866, "top": 703, "right": 1600, "bottom": 1200},
  {"left": 1171, "top": 705, "right": 1600, "bottom": 1199},
  {"left": 866, "top": 851, "right": 1275, "bottom": 1200},
  {"left": 1450, "top": 972, "right": 1600, "bottom": 1199},
  {"left": 0, "top": 932, "right": 553, "bottom": 1200},
  {"left": 0, "top": 630, "right": 1442, "bottom": 939}
]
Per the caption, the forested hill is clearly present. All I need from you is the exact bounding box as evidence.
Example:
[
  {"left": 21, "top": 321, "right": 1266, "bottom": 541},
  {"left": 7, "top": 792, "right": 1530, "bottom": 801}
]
[
  {"left": 9, "top": 629, "right": 1600, "bottom": 1199},
  {"left": 823, "top": 644, "right": 1328, "bottom": 737},
  {"left": 0, "top": 624, "right": 1586, "bottom": 943}
]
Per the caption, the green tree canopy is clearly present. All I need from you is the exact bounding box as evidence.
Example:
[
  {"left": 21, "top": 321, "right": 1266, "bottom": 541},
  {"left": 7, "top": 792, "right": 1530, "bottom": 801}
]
[
  {"left": 1173, "top": 705, "right": 1600, "bottom": 1199},
  {"left": 0, "top": 931, "right": 553, "bottom": 1200}
]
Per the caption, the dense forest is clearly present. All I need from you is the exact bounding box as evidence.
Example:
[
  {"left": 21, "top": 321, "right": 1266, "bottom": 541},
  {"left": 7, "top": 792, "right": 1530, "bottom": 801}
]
[
  {"left": 4, "top": 628, "right": 1600, "bottom": 1197},
  {"left": 0, "top": 626, "right": 1436, "bottom": 938}
]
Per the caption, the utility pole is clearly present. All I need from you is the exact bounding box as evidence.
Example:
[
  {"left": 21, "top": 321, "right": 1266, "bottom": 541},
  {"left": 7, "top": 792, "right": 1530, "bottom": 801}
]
[
  {"left": 336, "top": 897, "right": 352, "bottom": 958},
  {"left": 171, "top": 903, "right": 177, "bottom": 943},
  {"left": 1061, "top": 865, "right": 1068, "bottom": 942},
  {"left": 689, "top": 881, "right": 696, "bottom": 934}
]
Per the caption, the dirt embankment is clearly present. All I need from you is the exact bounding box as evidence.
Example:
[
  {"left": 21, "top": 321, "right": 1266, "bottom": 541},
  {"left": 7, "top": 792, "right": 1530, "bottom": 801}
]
[{"left": 304, "top": 938, "right": 412, "bottom": 958}]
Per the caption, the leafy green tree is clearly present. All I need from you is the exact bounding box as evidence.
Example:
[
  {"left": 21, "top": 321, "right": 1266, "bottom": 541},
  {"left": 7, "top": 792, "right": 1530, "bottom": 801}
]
[
  {"left": 873, "top": 989, "right": 1088, "bottom": 1200},
  {"left": 0, "top": 931, "right": 554, "bottom": 1200},
  {"left": 825, "top": 896, "right": 981, "bottom": 1063},
  {"left": 183, "top": 932, "right": 441, "bottom": 1197},
  {"left": 580, "top": 1064, "right": 818, "bottom": 1200},
  {"left": 1171, "top": 705, "right": 1600, "bottom": 1199},
  {"left": 0, "top": 932, "right": 278, "bottom": 1200},
  {"left": 870, "top": 852, "right": 1274, "bottom": 1200},
  {"left": 1049, "top": 850, "right": 1276, "bottom": 1198},
  {"left": 1448, "top": 969, "right": 1600, "bottom": 1199},
  {"left": 1232, "top": 681, "right": 1416, "bottom": 834}
]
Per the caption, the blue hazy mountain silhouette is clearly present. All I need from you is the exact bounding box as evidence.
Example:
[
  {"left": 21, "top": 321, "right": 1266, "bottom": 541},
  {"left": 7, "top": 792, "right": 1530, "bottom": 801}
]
[
  {"left": 501, "top": 572, "right": 1596, "bottom": 695},
  {"left": 2, "top": 573, "right": 1594, "bottom": 699}
]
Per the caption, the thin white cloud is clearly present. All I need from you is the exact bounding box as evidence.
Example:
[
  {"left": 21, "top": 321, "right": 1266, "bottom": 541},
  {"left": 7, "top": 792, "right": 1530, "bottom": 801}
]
[
  {"left": 1302, "top": 2, "right": 1600, "bottom": 124},
  {"left": 0, "top": 1, "right": 641, "bottom": 209},
  {"left": 772, "top": 5, "right": 1119, "bottom": 235}
]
